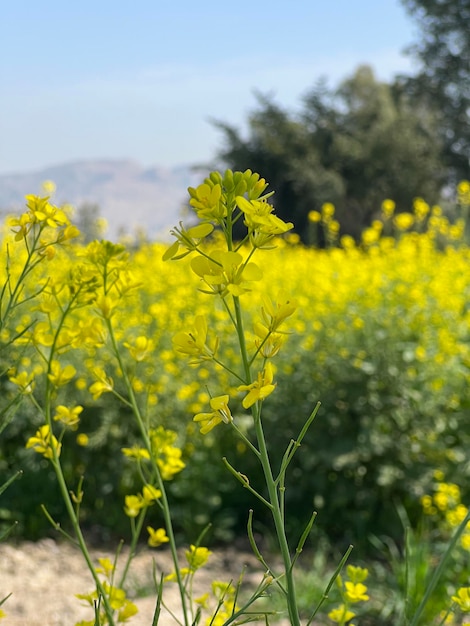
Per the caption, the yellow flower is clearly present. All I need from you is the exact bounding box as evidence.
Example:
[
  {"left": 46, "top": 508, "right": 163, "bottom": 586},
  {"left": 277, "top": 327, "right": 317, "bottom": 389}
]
[
  {"left": 95, "top": 557, "right": 115, "bottom": 577},
  {"left": 260, "top": 294, "right": 297, "bottom": 332},
  {"left": 346, "top": 565, "right": 369, "bottom": 583},
  {"left": 26, "top": 424, "right": 61, "bottom": 460},
  {"left": 190, "top": 250, "right": 262, "bottom": 296},
  {"left": 394, "top": 212, "right": 415, "bottom": 231},
  {"left": 193, "top": 395, "right": 232, "bottom": 434},
  {"left": 381, "top": 199, "right": 396, "bottom": 217},
  {"left": 452, "top": 587, "right": 470, "bottom": 612},
  {"left": 122, "top": 446, "right": 151, "bottom": 461},
  {"left": 238, "top": 362, "right": 276, "bottom": 409},
  {"left": 345, "top": 581, "right": 369, "bottom": 603},
  {"left": 322, "top": 202, "right": 335, "bottom": 219},
  {"left": 308, "top": 210, "right": 321, "bottom": 223},
  {"left": 235, "top": 195, "right": 293, "bottom": 236},
  {"left": 53, "top": 405, "right": 83, "bottom": 430},
  {"left": 9, "top": 370, "right": 35, "bottom": 394},
  {"left": 118, "top": 600, "right": 138, "bottom": 622},
  {"left": 89, "top": 368, "right": 114, "bottom": 400},
  {"left": 76, "top": 433, "right": 89, "bottom": 447},
  {"left": 147, "top": 526, "right": 169, "bottom": 548},
  {"left": 124, "top": 494, "right": 145, "bottom": 518},
  {"left": 163, "top": 222, "right": 215, "bottom": 260},
  {"left": 328, "top": 605, "right": 356, "bottom": 622},
  {"left": 123, "top": 336, "right": 154, "bottom": 362},
  {"left": 142, "top": 484, "right": 162, "bottom": 504},
  {"left": 48, "top": 360, "right": 76, "bottom": 387},
  {"left": 189, "top": 182, "right": 225, "bottom": 220},
  {"left": 173, "top": 315, "right": 218, "bottom": 362},
  {"left": 185, "top": 545, "right": 212, "bottom": 571}
]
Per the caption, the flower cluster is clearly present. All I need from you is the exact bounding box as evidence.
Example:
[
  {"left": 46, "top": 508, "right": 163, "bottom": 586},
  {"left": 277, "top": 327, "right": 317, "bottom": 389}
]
[{"left": 328, "top": 565, "right": 370, "bottom": 625}]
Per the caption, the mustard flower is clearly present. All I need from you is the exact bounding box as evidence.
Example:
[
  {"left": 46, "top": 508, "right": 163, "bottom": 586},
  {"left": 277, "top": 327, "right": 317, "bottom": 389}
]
[
  {"left": 173, "top": 315, "right": 218, "bottom": 362},
  {"left": 253, "top": 324, "right": 285, "bottom": 358},
  {"left": 185, "top": 545, "right": 212, "bottom": 571},
  {"left": 190, "top": 250, "right": 262, "bottom": 296},
  {"left": 123, "top": 336, "right": 154, "bottom": 361},
  {"left": 76, "top": 433, "right": 89, "bottom": 447},
  {"left": 53, "top": 405, "right": 83, "bottom": 430},
  {"left": 95, "top": 557, "right": 115, "bottom": 578},
  {"left": 394, "top": 212, "right": 415, "bottom": 231},
  {"left": 344, "top": 582, "right": 369, "bottom": 603},
  {"left": 193, "top": 395, "right": 232, "bottom": 434},
  {"left": 124, "top": 494, "right": 145, "bottom": 518},
  {"left": 25, "top": 194, "right": 68, "bottom": 228},
  {"left": 157, "top": 446, "right": 185, "bottom": 480},
  {"left": 260, "top": 294, "right": 297, "bottom": 332},
  {"left": 381, "top": 199, "right": 396, "bottom": 218},
  {"left": 142, "top": 484, "right": 162, "bottom": 504},
  {"left": 118, "top": 600, "right": 139, "bottom": 622},
  {"left": 26, "top": 425, "right": 61, "bottom": 460},
  {"left": 308, "top": 210, "right": 321, "bottom": 223},
  {"left": 122, "top": 446, "right": 151, "bottom": 461},
  {"left": 9, "top": 370, "right": 35, "bottom": 394},
  {"left": 346, "top": 565, "right": 369, "bottom": 583},
  {"left": 452, "top": 587, "right": 470, "bottom": 612},
  {"left": 164, "top": 567, "right": 190, "bottom": 582},
  {"left": 147, "top": 526, "right": 169, "bottom": 548},
  {"left": 235, "top": 196, "right": 293, "bottom": 236},
  {"left": 328, "top": 605, "right": 356, "bottom": 623},
  {"left": 89, "top": 368, "right": 114, "bottom": 400},
  {"left": 48, "top": 360, "right": 76, "bottom": 387},
  {"left": 188, "top": 182, "right": 226, "bottom": 220},
  {"left": 163, "top": 221, "right": 215, "bottom": 261},
  {"left": 9, "top": 212, "right": 32, "bottom": 240},
  {"left": 238, "top": 362, "right": 276, "bottom": 409}
]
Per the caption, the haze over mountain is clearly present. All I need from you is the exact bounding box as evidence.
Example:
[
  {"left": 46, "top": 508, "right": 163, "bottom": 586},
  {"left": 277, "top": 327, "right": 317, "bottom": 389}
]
[{"left": 0, "top": 160, "right": 203, "bottom": 240}]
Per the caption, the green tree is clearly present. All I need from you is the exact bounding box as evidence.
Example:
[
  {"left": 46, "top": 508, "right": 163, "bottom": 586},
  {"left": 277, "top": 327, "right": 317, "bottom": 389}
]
[
  {"left": 215, "top": 66, "right": 444, "bottom": 243},
  {"left": 400, "top": 0, "right": 470, "bottom": 181}
]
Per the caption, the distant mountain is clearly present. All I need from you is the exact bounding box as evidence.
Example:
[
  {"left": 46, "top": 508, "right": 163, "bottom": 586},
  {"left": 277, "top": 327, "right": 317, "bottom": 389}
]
[{"left": 0, "top": 159, "right": 203, "bottom": 240}]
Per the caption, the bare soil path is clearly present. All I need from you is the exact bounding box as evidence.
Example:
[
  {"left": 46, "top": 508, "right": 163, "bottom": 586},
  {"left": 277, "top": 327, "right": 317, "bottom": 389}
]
[{"left": 1, "top": 539, "right": 288, "bottom": 625}]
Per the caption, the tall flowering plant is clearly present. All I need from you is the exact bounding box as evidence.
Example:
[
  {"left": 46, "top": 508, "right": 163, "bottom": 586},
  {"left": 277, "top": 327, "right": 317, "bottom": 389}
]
[{"left": 164, "top": 169, "right": 353, "bottom": 625}]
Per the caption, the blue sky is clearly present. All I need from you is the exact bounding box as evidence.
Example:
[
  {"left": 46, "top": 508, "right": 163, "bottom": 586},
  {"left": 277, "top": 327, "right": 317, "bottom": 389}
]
[{"left": 0, "top": 0, "right": 418, "bottom": 175}]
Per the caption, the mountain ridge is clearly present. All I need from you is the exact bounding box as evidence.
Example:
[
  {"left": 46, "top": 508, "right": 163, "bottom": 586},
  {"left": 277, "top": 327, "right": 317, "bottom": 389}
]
[{"left": 0, "top": 159, "right": 204, "bottom": 240}]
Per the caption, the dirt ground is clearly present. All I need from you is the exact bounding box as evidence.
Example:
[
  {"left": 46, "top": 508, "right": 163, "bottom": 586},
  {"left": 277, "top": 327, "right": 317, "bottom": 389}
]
[{"left": 1, "top": 539, "right": 289, "bottom": 625}]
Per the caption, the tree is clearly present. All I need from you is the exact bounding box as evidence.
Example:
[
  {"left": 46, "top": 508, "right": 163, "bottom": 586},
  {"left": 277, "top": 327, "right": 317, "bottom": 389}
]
[
  {"left": 215, "top": 66, "right": 444, "bottom": 243},
  {"left": 399, "top": 0, "right": 470, "bottom": 181}
]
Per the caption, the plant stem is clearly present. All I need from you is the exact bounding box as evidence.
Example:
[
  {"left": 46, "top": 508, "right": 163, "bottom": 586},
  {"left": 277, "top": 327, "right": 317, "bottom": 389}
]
[{"left": 232, "top": 294, "right": 301, "bottom": 626}]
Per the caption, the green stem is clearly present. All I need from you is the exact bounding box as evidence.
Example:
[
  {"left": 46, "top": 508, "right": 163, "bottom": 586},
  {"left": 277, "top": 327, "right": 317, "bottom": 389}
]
[
  {"left": 232, "top": 293, "right": 301, "bottom": 626},
  {"left": 106, "top": 319, "right": 190, "bottom": 626},
  {"left": 44, "top": 300, "right": 116, "bottom": 624}
]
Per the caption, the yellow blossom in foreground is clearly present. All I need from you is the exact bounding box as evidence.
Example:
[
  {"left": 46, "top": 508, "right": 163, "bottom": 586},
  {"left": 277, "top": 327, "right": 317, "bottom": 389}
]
[
  {"left": 238, "top": 362, "right": 276, "bottom": 408},
  {"left": 147, "top": 526, "right": 169, "bottom": 548},
  {"left": 193, "top": 394, "right": 232, "bottom": 434},
  {"left": 173, "top": 315, "right": 218, "bottom": 362},
  {"left": 124, "top": 494, "right": 145, "bottom": 518},
  {"left": 26, "top": 425, "right": 61, "bottom": 460},
  {"left": 345, "top": 581, "right": 369, "bottom": 603},
  {"left": 185, "top": 545, "right": 212, "bottom": 571},
  {"left": 9, "top": 370, "right": 35, "bottom": 394},
  {"left": 53, "top": 405, "right": 83, "bottom": 430},
  {"left": 48, "top": 360, "right": 76, "bottom": 387},
  {"left": 453, "top": 587, "right": 470, "bottom": 612},
  {"left": 89, "top": 368, "right": 114, "bottom": 400},
  {"left": 328, "top": 605, "right": 356, "bottom": 623}
]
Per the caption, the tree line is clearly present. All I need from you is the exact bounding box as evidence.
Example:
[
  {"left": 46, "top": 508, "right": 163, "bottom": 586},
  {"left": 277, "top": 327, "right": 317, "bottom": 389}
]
[{"left": 212, "top": 0, "right": 470, "bottom": 243}]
